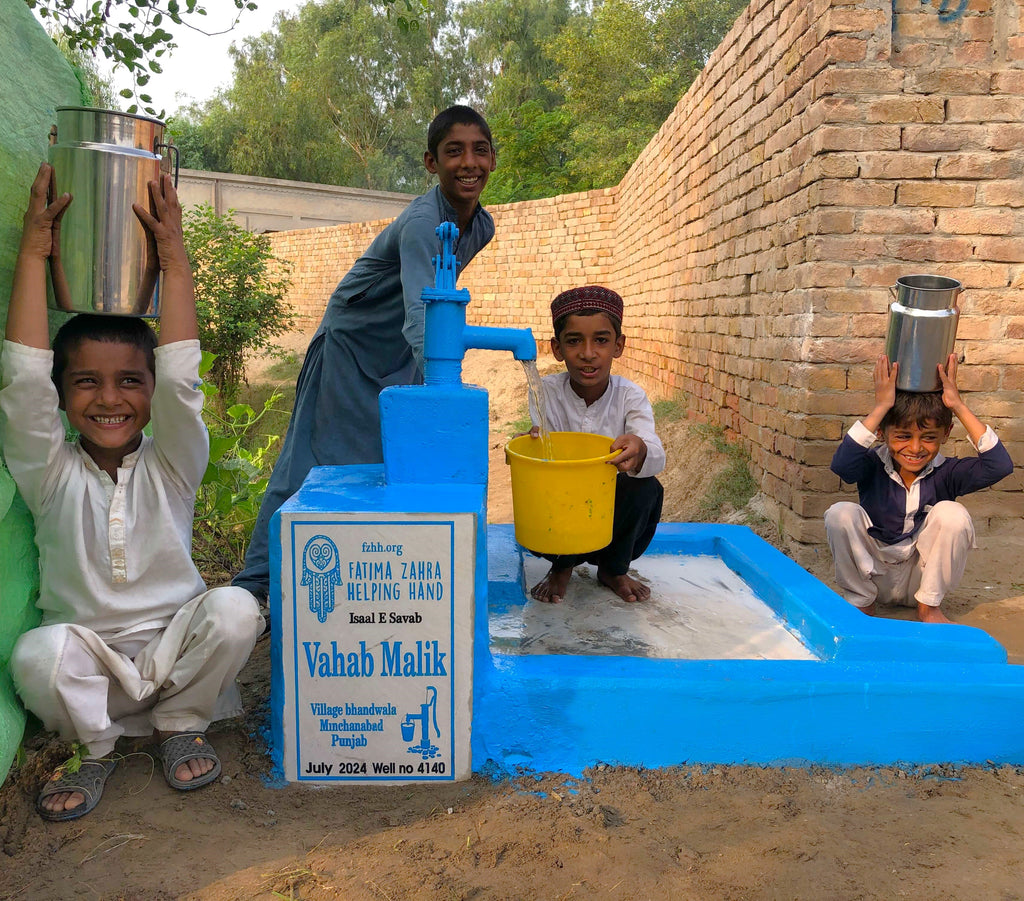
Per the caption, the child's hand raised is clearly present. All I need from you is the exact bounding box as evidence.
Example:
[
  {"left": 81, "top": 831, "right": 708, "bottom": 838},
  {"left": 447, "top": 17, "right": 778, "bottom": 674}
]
[
  {"left": 19, "top": 163, "right": 70, "bottom": 261},
  {"left": 8, "top": 164, "right": 73, "bottom": 346},
  {"left": 861, "top": 354, "right": 900, "bottom": 434},
  {"left": 610, "top": 433, "right": 647, "bottom": 474},
  {"left": 132, "top": 174, "right": 190, "bottom": 275},
  {"left": 873, "top": 354, "right": 898, "bottom": 411},
  {"left": 938, "top": 353, "right": 964, "bottom": 411},
  {"left": 937, "top": 351, "right": 986, "bottom": 445},
  {"left": 134, "top": 173, "right": 198, "bottom": 344}
]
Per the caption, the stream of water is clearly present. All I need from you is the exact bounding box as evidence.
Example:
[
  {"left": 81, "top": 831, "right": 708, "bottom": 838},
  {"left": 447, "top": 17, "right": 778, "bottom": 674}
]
[{"left": 520, "top": 359, "right": 555, "bottom": 460}]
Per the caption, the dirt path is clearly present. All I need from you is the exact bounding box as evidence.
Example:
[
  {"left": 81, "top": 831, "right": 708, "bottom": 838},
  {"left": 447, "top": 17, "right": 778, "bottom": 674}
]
[{"left": 3, "top": 343, "right": 1024, "bottom": 900}]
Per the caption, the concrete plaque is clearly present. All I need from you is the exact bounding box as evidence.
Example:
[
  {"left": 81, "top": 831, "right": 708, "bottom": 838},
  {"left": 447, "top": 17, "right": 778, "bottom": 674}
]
[{"left": 279, "top": 512, "right": 475, "bottom": 783}]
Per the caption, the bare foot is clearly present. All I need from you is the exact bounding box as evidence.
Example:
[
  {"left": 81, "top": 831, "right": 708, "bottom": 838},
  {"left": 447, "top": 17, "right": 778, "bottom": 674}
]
[
  {"left": 858, "top": 602, "right": 877, "bottom": 616},
  {"left": 157, "top": 731, "right": 217, "bottom": 784},
  {"left": 917, "top": 602, "right": 952, "bottom": 624},
  {"left": 597, "top": 568, "right": 650, "bottom": 603},
  {"left": 531, "top": 566, "right": 573, "bottom": 603}
]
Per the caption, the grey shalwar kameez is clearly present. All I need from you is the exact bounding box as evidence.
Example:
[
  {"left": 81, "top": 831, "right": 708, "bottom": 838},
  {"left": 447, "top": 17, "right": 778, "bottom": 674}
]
[{"left": 234, "top": 185, "right": 495, "bottom": 595}]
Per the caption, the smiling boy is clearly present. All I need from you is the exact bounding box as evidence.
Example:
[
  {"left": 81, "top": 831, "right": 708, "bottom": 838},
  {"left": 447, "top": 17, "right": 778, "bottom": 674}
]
[
  {"left": 1, "top": 165, "right": 263, "bottom": 820},
  {"left": 528, "top": 286, "right": 665, "bottom": 605},
  {"left": 52, "top": 315, "right": 155, "bottom": 477},
  {"left": 825, "top": 353, "right": 1013, "bottom": 623},
  {"left": 234, "top": 106, "right": 497, "bottom": 603}
]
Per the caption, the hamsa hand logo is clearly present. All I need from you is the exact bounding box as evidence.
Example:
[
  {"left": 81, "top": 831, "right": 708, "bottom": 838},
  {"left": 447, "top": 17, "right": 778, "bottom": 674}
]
[{"left": 301, "top": 534, "right": 341, "bottom": 623}]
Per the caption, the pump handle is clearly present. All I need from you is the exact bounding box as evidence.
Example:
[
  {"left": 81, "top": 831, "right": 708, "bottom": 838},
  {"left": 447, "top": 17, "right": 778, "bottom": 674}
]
[
  {"left": 427, "top": 685, "right": 440, "bottom": 738},
  {"left": 432, "top": 222, "right": 461, "bottom": 291}
]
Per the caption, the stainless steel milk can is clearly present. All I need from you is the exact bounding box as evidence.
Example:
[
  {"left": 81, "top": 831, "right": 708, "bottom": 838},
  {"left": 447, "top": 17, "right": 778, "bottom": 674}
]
[
  {"left": 47, "top": 107, "right": 179, "bottom": 317},
  {"left": 884, "top": 274, "right": 961, "bottom": 392}
]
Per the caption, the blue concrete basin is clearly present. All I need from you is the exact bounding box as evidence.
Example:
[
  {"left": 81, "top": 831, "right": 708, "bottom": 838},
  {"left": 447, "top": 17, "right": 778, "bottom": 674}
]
[{"left": 473, "top": 523, "right": 1024, "bottom": 774}]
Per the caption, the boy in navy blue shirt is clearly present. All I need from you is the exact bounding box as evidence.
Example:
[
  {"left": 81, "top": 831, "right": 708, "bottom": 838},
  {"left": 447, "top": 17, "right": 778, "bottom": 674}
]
[{"left": 825, "top": 353, "right": 1012, "bottom": 623}]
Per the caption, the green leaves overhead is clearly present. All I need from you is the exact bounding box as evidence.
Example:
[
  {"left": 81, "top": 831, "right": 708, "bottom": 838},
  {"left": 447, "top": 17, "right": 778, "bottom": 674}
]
[
  {"left": 41, "top": 0, "right": 748, "bottom": 200},
  {"left": 28, "top": 0, "right": 258, "bottom": 117}
]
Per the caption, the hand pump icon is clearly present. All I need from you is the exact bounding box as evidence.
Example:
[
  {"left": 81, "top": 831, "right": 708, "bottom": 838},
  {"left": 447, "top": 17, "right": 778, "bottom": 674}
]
[{"left": 401, "top": 686, "right": 440, "bottom": 759}]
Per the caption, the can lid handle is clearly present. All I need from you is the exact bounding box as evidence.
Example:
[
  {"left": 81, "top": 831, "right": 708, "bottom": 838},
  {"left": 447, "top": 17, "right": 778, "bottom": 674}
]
[{"left": 155, "top": 141, "right": 179, "bottom": 187}]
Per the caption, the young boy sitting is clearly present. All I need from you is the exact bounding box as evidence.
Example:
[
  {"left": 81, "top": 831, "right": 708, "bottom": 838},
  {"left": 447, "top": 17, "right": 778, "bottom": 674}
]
[
  {"left": 0, "top": 164, "right": 264, "bottom": 821},
  {"left": 825, "top": 353, "right": 1013, "bottom": 624},
  {"left": 528, "top": 286, "right": 665, "bottom": 605}
]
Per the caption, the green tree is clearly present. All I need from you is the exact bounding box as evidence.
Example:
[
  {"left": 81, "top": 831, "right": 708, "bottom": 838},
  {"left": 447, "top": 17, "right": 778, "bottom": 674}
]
[
  {"left": 482, "top": 101, "right": 575, "bottom": 204},
  {"left": 177, "top": 0, "right": 471, "bottom": 191},
  {"left": 165, "top": 0, "right": 746, "bottom": 200},
  {"left": 461, "top": 0, "right": 577, "bottom": 203},
  {"left": 551, "top": 0, "right": 746, "bottom": 189},
  {"left": 213, "top": 29, "right": 323, "bottom": 182},
  {"left": 182, "top": 204, "right": 293, "bottom": 404},
  {"left": 166, "top": 102, "right": 235, "bottom": 173},
  {"left": 26, "top": 0, "right": 258, "bottom": 116}
]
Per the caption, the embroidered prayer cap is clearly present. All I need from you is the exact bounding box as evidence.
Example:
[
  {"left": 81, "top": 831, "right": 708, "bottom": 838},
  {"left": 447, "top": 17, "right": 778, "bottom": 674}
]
[{"left": 550, "top": 285, "right": 624, "bottom": 329}]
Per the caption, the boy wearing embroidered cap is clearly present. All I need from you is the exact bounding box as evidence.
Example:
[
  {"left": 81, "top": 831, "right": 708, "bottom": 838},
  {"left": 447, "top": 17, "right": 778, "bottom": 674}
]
[{"left": 527, "top": 286, "right": 665, "bottom": 604}]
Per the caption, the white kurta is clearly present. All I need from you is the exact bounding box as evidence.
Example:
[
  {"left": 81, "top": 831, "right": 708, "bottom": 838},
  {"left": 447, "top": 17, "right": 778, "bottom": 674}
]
[
  {"left": 1, "top": 340, "right": 208, "bottom": 639},
  {"left": 824, "top": 500, "right": 975, "bottom": 608},
  {"left": 1, "top": 339, "right": 262, "bottom": 756},
  {"left": 530, "top": 372, "right": 666, "bottom": 479}
]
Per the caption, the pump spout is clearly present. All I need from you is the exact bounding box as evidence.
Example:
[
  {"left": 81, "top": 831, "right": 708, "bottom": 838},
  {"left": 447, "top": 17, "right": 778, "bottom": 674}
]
[
  {"left": 421, "top": 222, "right": 536, "bottom": 385},
  {"left": 463, "top": 325, "right": 536, "bottom": 361},
  {"left": 383, "top": 221, "right": 535, "bottom": 484}
]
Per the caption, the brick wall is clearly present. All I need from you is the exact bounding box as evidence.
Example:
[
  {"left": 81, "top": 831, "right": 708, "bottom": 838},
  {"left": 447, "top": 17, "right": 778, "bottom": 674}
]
[
  {"left": 266, "top": 220, "right": 384, "bottom": 327},
  {"left": 267, "top": 189, "right": 619, "bottom": 353},
  {"left": 460, "top": 189, "right": 618, "bottom": 343},
  {"left": 268, "top": 0, "right": 1024, "bottom": 562}
]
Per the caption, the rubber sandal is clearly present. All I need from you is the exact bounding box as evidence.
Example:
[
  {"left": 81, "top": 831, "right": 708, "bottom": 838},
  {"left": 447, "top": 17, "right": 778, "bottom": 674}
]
[
  {"left": 158, "top": 732, "right": 222, "bottom": 791},
  {"left": 36, "top": 757, "right": 117, "bottom": 822}
]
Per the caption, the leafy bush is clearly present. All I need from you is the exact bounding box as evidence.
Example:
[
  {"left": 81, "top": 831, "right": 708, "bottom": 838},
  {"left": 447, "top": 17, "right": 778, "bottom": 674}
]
[
  {"left": 183, "top": 204, "right": 293, "bottom": 405},
  {"left": 193, "top": 352, "right": 284, "bottom": 580}
]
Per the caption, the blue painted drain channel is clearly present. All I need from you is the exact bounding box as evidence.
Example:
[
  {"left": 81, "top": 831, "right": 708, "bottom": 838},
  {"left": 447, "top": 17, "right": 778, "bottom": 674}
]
[{"left": 473, "top": 523, "right": 1024, "bottom": 774}]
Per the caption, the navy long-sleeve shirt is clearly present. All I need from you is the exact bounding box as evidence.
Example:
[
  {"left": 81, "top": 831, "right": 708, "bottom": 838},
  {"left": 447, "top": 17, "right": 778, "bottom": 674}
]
[{"left": 830, "top": 420, "right": 1014, "bottom": 545}]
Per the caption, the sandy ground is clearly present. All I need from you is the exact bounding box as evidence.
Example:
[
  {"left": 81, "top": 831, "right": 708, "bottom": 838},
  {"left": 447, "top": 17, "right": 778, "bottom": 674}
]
[{"left": 3, "top": 343, "right": 1024, "bottom": 900}]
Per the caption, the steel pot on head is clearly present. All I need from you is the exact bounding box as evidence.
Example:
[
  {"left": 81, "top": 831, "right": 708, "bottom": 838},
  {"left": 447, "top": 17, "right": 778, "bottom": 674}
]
[
  {"left": 885, "top": 275, "right": 962, "bottom": 392},
  {"left": 47, "top": 107, "right": 179, "bottom": 318}
]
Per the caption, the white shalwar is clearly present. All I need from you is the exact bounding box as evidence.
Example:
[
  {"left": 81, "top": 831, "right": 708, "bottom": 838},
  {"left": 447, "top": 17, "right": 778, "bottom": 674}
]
[
  {"left": 0, "top": 339, "right": 263, "bottom": 758},
  {"left": 824, "top": 500, "right": 975, "bottom": 609}
]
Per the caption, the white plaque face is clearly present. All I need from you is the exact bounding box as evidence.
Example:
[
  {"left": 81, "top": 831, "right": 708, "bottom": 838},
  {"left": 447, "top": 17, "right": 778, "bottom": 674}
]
[{"left": 279, "top": 512, "right": 475, "bottom": 783}]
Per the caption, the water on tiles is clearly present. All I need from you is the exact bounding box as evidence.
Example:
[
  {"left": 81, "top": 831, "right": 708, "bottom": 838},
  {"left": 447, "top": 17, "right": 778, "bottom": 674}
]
[{"left": 490, "top": 555, "right": 817, "bottom": 661}]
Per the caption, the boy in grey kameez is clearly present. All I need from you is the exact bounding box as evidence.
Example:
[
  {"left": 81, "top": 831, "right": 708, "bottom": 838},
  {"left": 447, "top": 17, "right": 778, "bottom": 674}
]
[{"left": 234, "top": 106, "right": 497, "bottom": 599}]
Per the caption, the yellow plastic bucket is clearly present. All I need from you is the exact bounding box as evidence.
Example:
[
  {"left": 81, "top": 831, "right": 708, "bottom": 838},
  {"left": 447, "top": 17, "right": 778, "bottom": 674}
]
[{"left": 505, "top": 431, "right": 619, "bottom": 555}]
